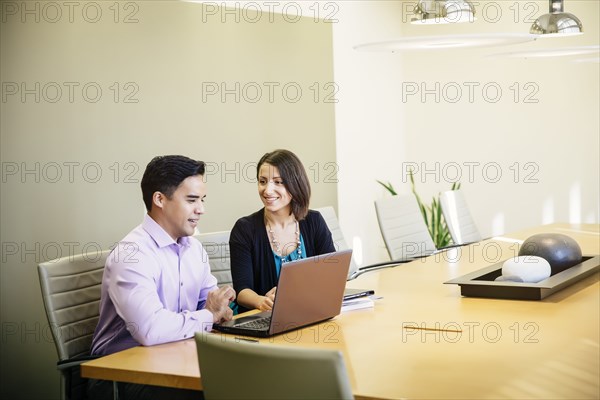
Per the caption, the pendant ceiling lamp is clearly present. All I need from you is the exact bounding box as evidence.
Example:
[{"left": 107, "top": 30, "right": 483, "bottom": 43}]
[
  {"left": 411, "top": 0, "right": 475, "bottom": 24},
  {"left": 530, "top": 0, "right": 583, "bottom": 36}
]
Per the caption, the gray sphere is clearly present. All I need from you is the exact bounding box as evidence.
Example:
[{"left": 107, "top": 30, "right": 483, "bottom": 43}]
[{"left": 518, "top": 233, "right": 582, "bottom": 274}]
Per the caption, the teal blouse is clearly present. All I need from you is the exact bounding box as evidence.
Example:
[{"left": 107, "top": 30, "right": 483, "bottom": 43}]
[{"left": 273, "top": 234, "right": 307, "bottom": 276}]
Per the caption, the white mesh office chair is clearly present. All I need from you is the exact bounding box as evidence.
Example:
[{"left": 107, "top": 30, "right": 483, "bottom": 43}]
[
  {"left": 374, "top": 195, "right": 437, "bottom": 261},
  {"left": 194, "top": 231, "right": 232, "bottom": 287},
  {"left": 195, "top": 332, "right": 354, "bottom": 399},
  {"left": 38, "top": 250, "right": 110, "bottom": 400},
  {"left": 439, "top": 190, "right": 482, "bottom": 245}
]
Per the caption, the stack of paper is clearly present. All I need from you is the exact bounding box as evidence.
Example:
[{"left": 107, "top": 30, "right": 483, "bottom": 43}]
[{"left": 341, "top": 296, "right": 375, "bottom": 312}]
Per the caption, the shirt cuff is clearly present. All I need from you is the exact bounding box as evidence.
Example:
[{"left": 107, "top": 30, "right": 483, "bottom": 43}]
[{"left": 195, "top": 309, "right": 214, "bottom": 332}]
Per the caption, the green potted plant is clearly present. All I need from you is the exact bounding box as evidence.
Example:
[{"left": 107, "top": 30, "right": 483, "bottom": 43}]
[{"left": 377, "top": 170, "right": 460, "bottom": 248}]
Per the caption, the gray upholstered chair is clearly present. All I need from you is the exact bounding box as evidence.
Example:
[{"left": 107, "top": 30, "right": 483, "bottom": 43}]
[
  {"left": 439, "top": 190, "right": 482, "bottom": 245},
  {"left": 38, "top": 250, "right": 110, "bottom": 400},
  {"left": 194, "top": 231, "right": 232, "bottom": 287},
  {"left": 374, "top": 195, "right": 437, "bottom": 261},
  {"left": 195, "top": 332, "right": 354, "bottom": 399}
]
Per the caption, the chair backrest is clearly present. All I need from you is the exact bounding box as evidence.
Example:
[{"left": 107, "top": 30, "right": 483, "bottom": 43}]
[
  {"left": 314, "top": 206, "right": 358, "bottom": 279},
  {"left": 38, "top": 250, "right": 109, "bottom": 361},
  {"left": 439, "top": 190, "right": 482, "bottom": 245},
  {"left": 374, "top": 195, "right": 437, "bottom": 260},
  {"left": 194, "top": 231, "right": 232, "bottom": 287},
  {"left": 195, "top": 332, "right": 354, "bottom": 400}
]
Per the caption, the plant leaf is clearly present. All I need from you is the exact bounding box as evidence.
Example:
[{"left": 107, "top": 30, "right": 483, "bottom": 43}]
[{"left": 376, "top": 180, "right": 397, "bottom": 196}]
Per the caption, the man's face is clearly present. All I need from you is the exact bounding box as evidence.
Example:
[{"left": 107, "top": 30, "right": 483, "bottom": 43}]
[{"left": 159, "top": 175, "right": 206, "bottom": 240}]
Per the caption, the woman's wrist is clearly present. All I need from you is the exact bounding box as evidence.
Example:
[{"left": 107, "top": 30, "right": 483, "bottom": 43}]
[{"left": 238, "top": 289, "right": 260, "bottom": 310}]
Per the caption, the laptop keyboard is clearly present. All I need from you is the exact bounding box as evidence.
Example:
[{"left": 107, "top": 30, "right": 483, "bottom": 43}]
[{"left": 237, "top": 317, "right": 271, "bottom": 330}]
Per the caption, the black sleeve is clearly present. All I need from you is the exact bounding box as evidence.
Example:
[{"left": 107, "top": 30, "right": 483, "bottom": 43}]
[
  {"left": 312, "top": 211, "right": 336, "bottom": 255},
  {"left": 229, "top": 218, "right": 255, "bottom": 295}
]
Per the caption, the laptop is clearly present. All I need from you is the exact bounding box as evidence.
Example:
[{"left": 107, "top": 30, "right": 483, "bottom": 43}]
[{"left": 213, "top": 249, "right": 352, "bottom": 338}]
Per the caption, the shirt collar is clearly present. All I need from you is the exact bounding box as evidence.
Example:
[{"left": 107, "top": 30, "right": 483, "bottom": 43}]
[{"left": 142, "top": 214, "right": 192, "bottom": 248}]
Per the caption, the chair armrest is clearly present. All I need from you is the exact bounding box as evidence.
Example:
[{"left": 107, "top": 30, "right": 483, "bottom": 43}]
[
  {"left": 57, "top": 355, "right": 101, "bottom": 371},
  {"left": 349, "top": 254, "right": 440, "bottom": 279},
  {"left": 358, "top": 260, "right": 411, "bottom": 270},
  {"left": 436, "top": 243, "right": 469, "bottom": 251},
  {"left": 349, "top": 261, "right": 406, "bottom": 280},
  {"left": 357, "top": 255, "right": 431, "bottom": 271}
]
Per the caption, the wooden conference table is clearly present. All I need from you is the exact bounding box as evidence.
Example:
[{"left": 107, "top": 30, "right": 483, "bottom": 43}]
[{"left": 82, "top": 223, "right": 600, "bottom": 399}]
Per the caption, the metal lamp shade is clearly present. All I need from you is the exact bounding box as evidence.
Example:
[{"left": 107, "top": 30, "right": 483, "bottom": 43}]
[{"left": 411, "top": 0, "right": 475, "bottom": 24}]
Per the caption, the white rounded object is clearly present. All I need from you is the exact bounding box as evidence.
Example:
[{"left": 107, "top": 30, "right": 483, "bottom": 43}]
[{"left": 496, "top": 256, "right": 551, "bottom": 283}]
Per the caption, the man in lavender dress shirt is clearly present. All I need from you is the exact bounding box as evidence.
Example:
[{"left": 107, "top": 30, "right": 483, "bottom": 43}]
[{"left": 88, "top": 155, "right": 235, "bottom": 399}]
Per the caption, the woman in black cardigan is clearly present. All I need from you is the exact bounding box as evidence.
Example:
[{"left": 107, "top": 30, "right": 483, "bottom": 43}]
[{"left": 230, "top": 149, "right": 335, "bottom": 313}]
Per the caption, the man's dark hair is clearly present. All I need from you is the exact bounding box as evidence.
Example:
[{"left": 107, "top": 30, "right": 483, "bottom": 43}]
[
  {"left": 141, "top": 155, "right": 205, "bottom": 211},
  {"left": 257, "top": 149, "right": 311, "bottom": 220}
]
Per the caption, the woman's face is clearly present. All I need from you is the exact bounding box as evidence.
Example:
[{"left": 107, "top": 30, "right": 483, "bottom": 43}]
[{"left": 258, "top": 163, "right": 292, "bottom": 215}]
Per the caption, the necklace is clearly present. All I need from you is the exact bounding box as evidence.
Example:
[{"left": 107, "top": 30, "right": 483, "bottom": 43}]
[{"left": 267, "top": 219, "right": 302, "bottom": 262}]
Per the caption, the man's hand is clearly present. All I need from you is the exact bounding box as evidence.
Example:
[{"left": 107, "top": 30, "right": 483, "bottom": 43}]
[{"left": 205, "top": 286, "right": 236, "bottom": 323}]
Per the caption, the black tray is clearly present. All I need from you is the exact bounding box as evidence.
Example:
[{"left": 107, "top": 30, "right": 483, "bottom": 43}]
[{"left": 444, "top": 255, "right": 600, "bottom": 300}]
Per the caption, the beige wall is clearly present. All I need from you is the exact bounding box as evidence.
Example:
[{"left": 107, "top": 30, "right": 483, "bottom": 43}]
[
  {"left": 333, "top": 0, "right": 599, "bottom": 264},
  {"left": 0, "top": 2, "right": 336, "bottom": 398}
]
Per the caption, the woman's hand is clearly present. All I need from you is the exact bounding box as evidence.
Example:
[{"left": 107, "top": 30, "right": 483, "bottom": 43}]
[
  {"left": 256, "top": 287, "right": 277, "bottom": 311},
  {"left": 265, "top": 286, "right": 277, "bottom": 301}
]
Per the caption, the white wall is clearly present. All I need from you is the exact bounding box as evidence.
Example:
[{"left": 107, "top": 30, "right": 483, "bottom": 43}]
[{"left": 332, "top": 0, "right": 599, "bottom": 265}]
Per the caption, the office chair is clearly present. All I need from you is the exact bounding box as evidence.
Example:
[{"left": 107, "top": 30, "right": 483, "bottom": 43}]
[
  {"left": 314, "top": 206, "right": 359, "bottom": 279},
  {"left": 195, "top": 332, "right": 354, "bottom": 400},
  {"left": 315, "top": 206, "right": 407, "bottom": 279},
  {"left": 194, "top": 231, "right": 232, "bottom": 287},
  {"left": 374, "top": 195, "right": 438, "bottom": 261},
  {"left": 439, "top": 190, "right": 482, "bottom": 245},
  {"left": 38, "top": 250, "right": 110, "bottom": 400}
]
